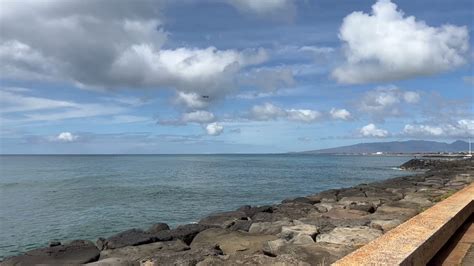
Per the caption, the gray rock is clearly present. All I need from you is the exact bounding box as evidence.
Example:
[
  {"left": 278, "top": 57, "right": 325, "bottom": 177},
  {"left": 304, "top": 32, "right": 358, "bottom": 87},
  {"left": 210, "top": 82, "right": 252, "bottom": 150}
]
[
  {"left": 99, "top": 229, "right": 156, "bottom": 250},
  {"left": 99, "top": 240, "right": 189, "bottom": 262},
  {"left": 228, "top": 219, "right": 253, "bottom": 232},
  {"left": 248, "top": 220, "right": 293, "bottom": 235},
  {"left": 141, "top": 246, "right": 223, "bottom": 266},
  {"left": 2, "top": 240, "right": 100, "bottom": 265},
  {"left": 282, "top": 196, "right": 320, "bottom": 205},
  {"left": 190, "top": 228, "right": 277, "bottom": 255},
  {"left": 198, "top": 211, "right": 248, "bottom": 228},
  {"left": 316, "top": 226, "right": 382, "bottom": 247},
  {"left": 169, "top": 224, "right": 213, "bottom": 245},
  {"left": 237, "top": 205, "right": 273, "bottom": 218},
  {"left": 86, "top": 257, "right": 137, "bottom": 266},
  {"left": 147, "top": 223, "right": 170, "bottom": 234},
  {"left": 197, "top": 253, "right": 311, "bottom": 266}
]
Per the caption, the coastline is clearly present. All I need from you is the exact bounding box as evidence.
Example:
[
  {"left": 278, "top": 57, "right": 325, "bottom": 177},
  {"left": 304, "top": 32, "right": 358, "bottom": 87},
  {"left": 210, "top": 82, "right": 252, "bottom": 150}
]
[{"left": 2, "top": 158, "right": 473, "bottom": 265}]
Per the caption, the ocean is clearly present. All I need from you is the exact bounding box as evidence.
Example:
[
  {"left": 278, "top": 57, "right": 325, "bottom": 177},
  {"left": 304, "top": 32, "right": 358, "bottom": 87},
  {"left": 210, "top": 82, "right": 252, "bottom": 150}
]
[{"left": 0, "top": 154, "right": 413, "bottom": 259}]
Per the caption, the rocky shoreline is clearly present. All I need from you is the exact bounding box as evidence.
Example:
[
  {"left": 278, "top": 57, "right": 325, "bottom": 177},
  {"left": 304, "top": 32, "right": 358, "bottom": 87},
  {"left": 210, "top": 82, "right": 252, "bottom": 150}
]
[{"left": 2, "top": 158, "right": 473, "bottom": 266}]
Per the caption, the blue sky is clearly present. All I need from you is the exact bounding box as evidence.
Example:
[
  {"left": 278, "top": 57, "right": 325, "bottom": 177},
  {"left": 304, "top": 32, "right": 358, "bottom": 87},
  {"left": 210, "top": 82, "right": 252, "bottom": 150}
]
[{"left": 0, "top": 0, "right": 473, "bottom": 154}]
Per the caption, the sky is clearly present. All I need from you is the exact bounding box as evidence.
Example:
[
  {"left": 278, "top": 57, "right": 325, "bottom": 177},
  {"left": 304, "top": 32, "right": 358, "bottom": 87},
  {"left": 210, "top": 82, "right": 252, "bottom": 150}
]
[{"left": 0, "top": 0, "right": 473, "bottom": 154}]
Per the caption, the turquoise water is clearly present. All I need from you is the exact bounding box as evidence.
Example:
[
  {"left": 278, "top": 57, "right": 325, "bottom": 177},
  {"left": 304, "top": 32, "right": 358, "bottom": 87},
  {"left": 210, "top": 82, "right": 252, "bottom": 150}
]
[{"left": 0, "top": 154, "right": 413, "bottom": 258}]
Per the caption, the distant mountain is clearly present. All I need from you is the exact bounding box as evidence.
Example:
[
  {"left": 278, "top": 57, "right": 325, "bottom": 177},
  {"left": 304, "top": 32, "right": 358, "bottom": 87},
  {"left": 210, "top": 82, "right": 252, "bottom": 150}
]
[{"left": 298, "top": 140, "right": 470, "bottom": 154}]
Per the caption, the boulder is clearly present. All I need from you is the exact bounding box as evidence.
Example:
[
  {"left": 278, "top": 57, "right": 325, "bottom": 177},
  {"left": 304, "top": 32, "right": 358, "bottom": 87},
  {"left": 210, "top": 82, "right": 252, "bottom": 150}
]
[
  {"left": 282, "top": 196, "right": 320, "bottom": 205},
  {"left": 228, "top": 220, "right": 253, "bottom": 232},
  {"left": 400, "top": 194, "right": 433, "bottom": 207},
  {"left": 199, "top": 211, "right": 248, "bottom": 228},
  {"left": 98, "top": 229, "right": 156, "bottom": 250},
  {"left": 321, "top": 208, "right": 369, "bottom": 220},
  {"left": 190, "top": 228, "right": 277, "bottom": 255},
  {"left": 2, "top": 240, "right": 100, "bottom": 265},
  {"left": 168, "top": 224, "right": 213, "bottom": 245},
  {"left": 278, "top": 222, "right": 319, "bottom": 245},
  {"left": 263, "top": 239, "right": 349, "bottom": 265},
  {"left": 197, "top": 253, "right": 310, "bottom": 266},
  {"left": 86, "top": 257, "right": 137, "bottom": 266},
  {"left": 147, "top": 223, "right": 170, "bottom": 234},
  {"left": 316, "top": 226, "right": 382, "bottom": 247},
  {"left": 141, "top": 246, "right": 223, "bottom": 266},
  {"left": 237, "top": 205, "right": 273, "bottom": 218},
  {"left": 371, "top": 205, "right": 419, "bottom": 221},
  {"left": 99, "top": 239, "right": 189, "bottom": 262},
  {"left": 272, "top": 202, "right": 316, "bottom": 220},
  {"left": 370, "top": 219, "right": 402, "bottom": 232},
  {"left": 248, "top": 220, "right": 293, "bottom": 235}
]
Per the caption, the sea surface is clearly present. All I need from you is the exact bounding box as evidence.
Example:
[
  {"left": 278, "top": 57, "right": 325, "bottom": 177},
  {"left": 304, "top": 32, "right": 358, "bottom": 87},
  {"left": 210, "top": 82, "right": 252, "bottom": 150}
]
[{"left": 0, "top": 154, "right": 414, "bottom": 259}]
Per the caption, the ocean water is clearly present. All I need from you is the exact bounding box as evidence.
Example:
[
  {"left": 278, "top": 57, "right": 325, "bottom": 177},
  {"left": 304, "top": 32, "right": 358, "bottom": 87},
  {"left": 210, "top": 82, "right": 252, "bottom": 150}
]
[{"left": 0, "top": 154, "right": 413, "bottom": 259}]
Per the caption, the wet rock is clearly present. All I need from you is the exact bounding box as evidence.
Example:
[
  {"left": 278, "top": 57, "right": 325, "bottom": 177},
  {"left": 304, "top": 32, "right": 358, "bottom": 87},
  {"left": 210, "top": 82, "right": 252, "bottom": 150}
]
[
  {"left": 141, "top": 246, "right": 223, "bottom": 266},
  {"left": 199, "top": 211, "right": 248, "bottom": 228},
  {"left": 248, "top": 220, "right": 293, "bottom": 235},
  {"left": 282, "top": 196, "right": 320, "bottom": 205},
  {"left": 99, "top": 239, "right": 189, "bottom": 262},
  {"left": 2, "top": 240, "right": 100, "bottom": 265},
  {"left": 316, "top": 226, "right": 382, "bottom": 247},
  {"left": 190, "top": 228, "right": 277, "bottom": 255},
  {"left": 147, "top": 223, "right": 170, "bottom": 234},
  {"left": 49, "top": 241, "right": 61, "bottom": 247}
]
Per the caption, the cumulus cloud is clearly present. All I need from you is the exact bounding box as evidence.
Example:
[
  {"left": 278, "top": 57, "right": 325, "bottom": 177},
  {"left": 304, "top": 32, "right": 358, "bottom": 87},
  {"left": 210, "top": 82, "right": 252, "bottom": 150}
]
[
  {"left": 205, "top": 122, "right": 224, "bottom": 136},
  {"left": 333, "top": 0, "right": 469, "bottom": 84},
  {"left": 360, "top": 124, "right": 389, "bottom": 137},
  {"left": 403, "top": 120, "right": 474, "bottom": 137},
  {"left": 0, "top": 0, "right": 268, "bottom": 101},
  {"left": 249, "top": 103, "right": 322, "bottom": 123},
  {"left": 56, "top": 132, "right": 78, "bottom": 142},
  {"left": 182, "top": 111, "right": 215, "bottom": 124},
  {"left": 358, "top": 86, "right": 420, "bottom": 120},
  {"left": 330, "top": 108, "right": 351, "bottom": 120},
  {"left": 175, "top": 92, "right": 210, "bottom": 109}
]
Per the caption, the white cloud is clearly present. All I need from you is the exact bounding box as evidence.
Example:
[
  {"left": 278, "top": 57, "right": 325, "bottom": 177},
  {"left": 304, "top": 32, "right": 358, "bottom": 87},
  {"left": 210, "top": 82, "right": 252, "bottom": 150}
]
[
  {"left": 403, "top": 120, "right": 474, "bottom": 137},
  {"left": 238, "top": 67, "right": 295, "bottom": 92},
  {"left": 0, "top": 0, "right": 268, "bottom": 102},
  {"left": 175, "top": 92, "right": 210, "bottom": 109},
  {"left": 56, "top": 132, "right": 78, "bottom": 142},
  {"left": 249, "top": 103, "right": 321, "bottom": 123},
  {"left": 0, "top": 88, "right": 128, "bottom": 123},
  {"left": 182, "top": 111, "right": 215, "bottom": 124},
  {"left": 333, "top": 0, "right": 469, "bottom": 84},
  {"left": 250, "top": 103, "right": 286, "bottom": 121},
  {"left": 358, "top": 86, "right": 420, "bottom": 120},
  {"left": 205, "top": 122, "right": 224, "bottom": 136},
  {"left": 286, "top": 109, "right": 321, "bottom": 122},
  {"left": 360, "top": 123, "right": 389, "bottom": 137},
  {"left": 330, "top": 108, "right": 351, "bottom": 120}
]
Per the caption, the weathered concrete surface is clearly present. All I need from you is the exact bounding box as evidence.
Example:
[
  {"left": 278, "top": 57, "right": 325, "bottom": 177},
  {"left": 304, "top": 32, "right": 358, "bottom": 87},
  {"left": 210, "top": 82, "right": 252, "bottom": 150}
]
[{"left": 333, "top": 182, "right": 474, "bottom": 266}]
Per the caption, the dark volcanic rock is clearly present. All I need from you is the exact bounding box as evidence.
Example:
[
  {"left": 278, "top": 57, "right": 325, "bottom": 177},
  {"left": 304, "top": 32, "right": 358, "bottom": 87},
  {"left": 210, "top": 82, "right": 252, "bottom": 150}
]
[
  {"left": 2, "top": 240, "right": 99, "bottom": 265},
  {"left": 169, "top": 224, "right": 213, "bottom": 245},
  {"left": 198, "top": 211, "right": 248, "bottom": 228},
  {"left": 282, "top": 196, "right": 320, "bottom": 205},
  {"left": 99, "top": 229, "right": 155, "bottom": 250},
  {"left": 141, "top": 246, "right": 223, "bottom": 266},
  {"left": 147, "top": 222, "right": 170, "bottom": 234},
  {"left": 237, "top": 205, "right": 273, "bottom": 218},
  {"left": 228, "top": 220, "right": 253, "bottom": 232}
]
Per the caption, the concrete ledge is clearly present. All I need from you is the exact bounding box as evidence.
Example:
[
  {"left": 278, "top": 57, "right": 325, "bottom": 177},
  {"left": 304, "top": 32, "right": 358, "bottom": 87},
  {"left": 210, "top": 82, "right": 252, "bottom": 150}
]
[{"left": 333, "top": 183, "right": 474, "bottom": 266}]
